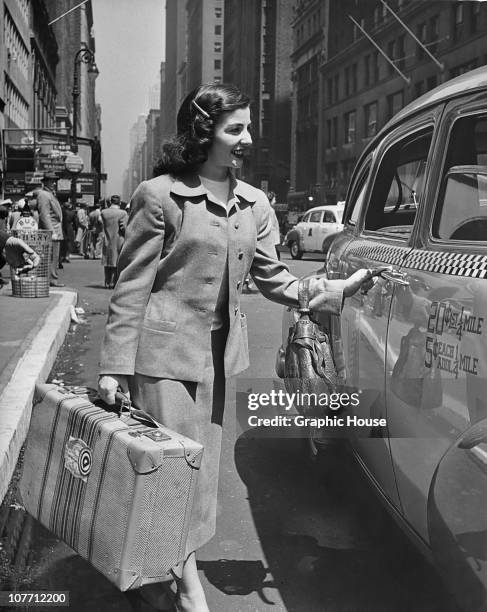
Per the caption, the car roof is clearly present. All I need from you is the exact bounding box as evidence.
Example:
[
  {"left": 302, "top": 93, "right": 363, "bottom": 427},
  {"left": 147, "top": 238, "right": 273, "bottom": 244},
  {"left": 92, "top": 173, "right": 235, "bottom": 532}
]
[
  {"left": 350, "top": 66, "right": 487, "bottom": 193},
  {"left": 304, "top": 204, "right": 344, "bottom": 214},
  {"left": 389, "top": 65, "right": 487, "bottom": 129}
]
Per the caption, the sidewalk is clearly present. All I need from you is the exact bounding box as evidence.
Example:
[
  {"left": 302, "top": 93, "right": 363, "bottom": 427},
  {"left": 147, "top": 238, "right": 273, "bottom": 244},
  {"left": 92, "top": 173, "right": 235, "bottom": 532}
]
[{"left": 0, "top": 280, "right": 77, "bottom": 503}]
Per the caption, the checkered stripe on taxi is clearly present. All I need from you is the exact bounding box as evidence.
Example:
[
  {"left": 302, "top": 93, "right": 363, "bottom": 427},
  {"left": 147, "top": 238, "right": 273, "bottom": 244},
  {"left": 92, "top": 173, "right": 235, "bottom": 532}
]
[
  {"left": 345, "top": 242, "right": 410, "bottom": 266},
  {"left": 403, "top": 250, "right": 487, "bottom": 278}
]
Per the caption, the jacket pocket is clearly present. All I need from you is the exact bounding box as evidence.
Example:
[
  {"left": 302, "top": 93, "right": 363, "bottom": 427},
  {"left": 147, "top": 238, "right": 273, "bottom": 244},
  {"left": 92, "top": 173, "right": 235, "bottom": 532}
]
[{"left": 142, "top": 319, "right": 176, "bottom": 333}]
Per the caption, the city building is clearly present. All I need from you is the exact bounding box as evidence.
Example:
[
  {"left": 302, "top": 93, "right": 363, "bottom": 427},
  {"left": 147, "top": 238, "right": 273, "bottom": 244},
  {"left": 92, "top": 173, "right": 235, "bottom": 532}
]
[
  {"left": 127, "top": 114, "right": 147, "bottom": 195},
  {"left": 145, "top": 108, "right": 161, "bottom": 180},
  {"left": 319, "top": 0, "right": 487, "bottom": 205},
  {"left": 161, "top": 0, "right": 187, "bottom": 140},
  {"left": 186, "top": 0, "right": 224, "bottom": 92},
  {"left": 47, "top": 0, "right": 98, "bottom": 143},
  {"left": 289, "top": 0, "right": 327, "bottom": 209},
  {"left": 223, "top": 0, "right": 293, "bottom": 200}
]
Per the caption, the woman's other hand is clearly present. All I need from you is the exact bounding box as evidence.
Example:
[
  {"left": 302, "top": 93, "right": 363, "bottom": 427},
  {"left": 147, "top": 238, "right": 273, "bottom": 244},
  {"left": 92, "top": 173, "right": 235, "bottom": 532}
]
[{"left": 98, "top": 374, "right": 129, "bottom": 405}]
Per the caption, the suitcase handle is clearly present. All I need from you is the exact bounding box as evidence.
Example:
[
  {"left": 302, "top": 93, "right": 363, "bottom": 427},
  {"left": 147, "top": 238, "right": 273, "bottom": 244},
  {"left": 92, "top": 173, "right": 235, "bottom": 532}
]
[{"left": 115, "top": 391, "right": 161, "bottom": 429}]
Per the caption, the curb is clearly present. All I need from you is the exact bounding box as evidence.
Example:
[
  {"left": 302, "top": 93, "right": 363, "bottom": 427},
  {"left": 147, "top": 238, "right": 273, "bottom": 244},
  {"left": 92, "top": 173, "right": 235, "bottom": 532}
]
[{"left": 0, "top": 289, "right": 77, "bottom": 503}]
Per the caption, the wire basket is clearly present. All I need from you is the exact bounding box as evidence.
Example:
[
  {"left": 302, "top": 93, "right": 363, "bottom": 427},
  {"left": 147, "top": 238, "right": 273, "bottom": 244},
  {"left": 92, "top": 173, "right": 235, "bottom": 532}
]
[{"left": 9, "top": 230, "right": 52, "bottom": 298}]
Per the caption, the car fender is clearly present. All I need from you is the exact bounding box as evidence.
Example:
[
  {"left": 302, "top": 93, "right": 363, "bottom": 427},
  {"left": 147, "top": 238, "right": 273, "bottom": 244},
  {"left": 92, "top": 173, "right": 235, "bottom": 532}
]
[
  {"left": 286, "top": 228, "right": 303, "bottom": 249},
  {"left": 427, "top": 420, "right": 487, "bottom": 610}
]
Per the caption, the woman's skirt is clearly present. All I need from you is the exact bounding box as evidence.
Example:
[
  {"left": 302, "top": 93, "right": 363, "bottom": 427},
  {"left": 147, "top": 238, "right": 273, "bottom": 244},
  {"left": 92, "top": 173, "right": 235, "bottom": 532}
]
[{"left": 128, "top": 326, "right": 226, "bottom": 557}]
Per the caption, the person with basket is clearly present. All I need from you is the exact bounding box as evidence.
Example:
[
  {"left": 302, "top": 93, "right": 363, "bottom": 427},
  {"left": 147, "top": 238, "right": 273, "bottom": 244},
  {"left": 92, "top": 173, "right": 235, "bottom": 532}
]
[{"left": 98, "top": 83, "right": 375, "bottom": 612}]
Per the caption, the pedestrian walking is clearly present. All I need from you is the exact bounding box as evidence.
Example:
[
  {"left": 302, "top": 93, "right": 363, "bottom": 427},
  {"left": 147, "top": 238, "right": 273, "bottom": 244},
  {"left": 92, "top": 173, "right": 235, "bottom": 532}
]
[
  {"left": 267, "top": 191, "right": 282, "bottom": 261},
  {"left": 100, "top": 194, "right": 128, "bottom": 288},
  {"left": 60, "top": 201, "right": 77, "bottom": 266},
  {"left": 97, "top": 83, "right": 375, "bottom": 612},
  {"left": 88, "top": 202, "right": 103, "bottom": 258},
  {"left": 75, "top": 201, "right": 90, "bottom": 258},
  {"left": 36, "top": 172, "right": 64, "bottom": 287}
]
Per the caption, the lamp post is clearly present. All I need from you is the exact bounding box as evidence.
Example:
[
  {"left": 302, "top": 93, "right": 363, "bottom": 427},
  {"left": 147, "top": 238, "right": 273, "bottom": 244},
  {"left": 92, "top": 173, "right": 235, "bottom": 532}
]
[{"left": 70, "top": 47, "right": 97, "bottom": 205}]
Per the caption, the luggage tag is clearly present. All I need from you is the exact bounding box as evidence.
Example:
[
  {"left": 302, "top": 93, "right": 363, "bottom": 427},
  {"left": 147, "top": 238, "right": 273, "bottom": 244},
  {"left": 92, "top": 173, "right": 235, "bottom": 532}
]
[{"left": 115, "top": 389, "right": 171, "bottom": 443}]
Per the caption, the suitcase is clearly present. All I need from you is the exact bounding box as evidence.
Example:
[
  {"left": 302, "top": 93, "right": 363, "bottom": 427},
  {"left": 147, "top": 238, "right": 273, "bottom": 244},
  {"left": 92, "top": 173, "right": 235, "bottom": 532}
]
[{"left": 19, "top": 384, "right": 203, "bottom": 591}]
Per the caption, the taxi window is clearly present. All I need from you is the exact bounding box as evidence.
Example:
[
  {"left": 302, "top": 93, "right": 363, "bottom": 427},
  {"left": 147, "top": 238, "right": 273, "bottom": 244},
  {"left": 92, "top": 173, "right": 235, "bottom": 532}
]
[
  {"left": 364, "top": 128, "right": 433, "bottom": 237},
  {"left": 301, "top": 212, "right": 311, "bottom": 223},
  {"left": 323, "top": 211, "right": 336, "bottom": 223},
  {"left": 347, "top": 160, "right": 371, "bottom": 226},
  {"left": 433, "top": 116, "right": 487, "bottom": 241},
  {"left": 308, "top": 211, "right": 322, "bottom": 223}
]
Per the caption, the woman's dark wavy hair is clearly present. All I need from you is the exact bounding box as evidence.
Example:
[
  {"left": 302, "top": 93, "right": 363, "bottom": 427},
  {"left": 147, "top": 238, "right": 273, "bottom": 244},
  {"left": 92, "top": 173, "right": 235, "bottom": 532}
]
[{"left": 153, "top": 83, "right": 250, "bottom": 177}]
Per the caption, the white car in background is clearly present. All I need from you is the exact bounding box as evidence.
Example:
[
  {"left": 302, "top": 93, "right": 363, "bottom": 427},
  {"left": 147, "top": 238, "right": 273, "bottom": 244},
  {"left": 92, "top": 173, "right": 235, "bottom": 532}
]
[{"left": 285, "top": 204, "right": 344, "bottom": 259}]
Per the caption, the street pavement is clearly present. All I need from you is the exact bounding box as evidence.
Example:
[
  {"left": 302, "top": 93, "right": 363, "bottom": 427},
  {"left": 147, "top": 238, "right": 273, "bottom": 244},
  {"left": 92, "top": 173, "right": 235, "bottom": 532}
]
[{"left": 0, "top": 252, "right": 459, "bottom": 611}]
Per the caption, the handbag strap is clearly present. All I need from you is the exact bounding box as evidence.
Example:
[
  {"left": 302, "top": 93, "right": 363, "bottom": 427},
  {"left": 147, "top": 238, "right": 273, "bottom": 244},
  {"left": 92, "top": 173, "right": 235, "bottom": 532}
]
[{"left": 298, "top": 278, "right": 311, "bottom": 316}]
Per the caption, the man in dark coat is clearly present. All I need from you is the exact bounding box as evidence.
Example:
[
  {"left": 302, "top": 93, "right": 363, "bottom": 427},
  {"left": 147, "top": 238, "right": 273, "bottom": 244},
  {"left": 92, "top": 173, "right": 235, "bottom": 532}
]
[
  {"left": 36, "top": 172, "right": 64, "bottom": 287},
  {"left": 100, "top": 194, "right": 128, "bottom": 288}
]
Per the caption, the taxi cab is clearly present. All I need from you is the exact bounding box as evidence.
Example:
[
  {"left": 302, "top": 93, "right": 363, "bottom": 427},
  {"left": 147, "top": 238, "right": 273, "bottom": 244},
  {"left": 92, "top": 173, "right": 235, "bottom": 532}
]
[
  {"left": 284, "top": 204, "right": 344, "bottom": 258},
  {"left": 278, "top": 66, "right": 487, "bottom": 610}
]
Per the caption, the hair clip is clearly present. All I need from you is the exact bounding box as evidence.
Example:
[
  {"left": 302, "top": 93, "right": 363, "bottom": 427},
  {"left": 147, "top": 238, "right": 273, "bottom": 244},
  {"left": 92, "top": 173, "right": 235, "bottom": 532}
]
[{"left": 191, "top": 99, "right": 210, "bottom": 119}]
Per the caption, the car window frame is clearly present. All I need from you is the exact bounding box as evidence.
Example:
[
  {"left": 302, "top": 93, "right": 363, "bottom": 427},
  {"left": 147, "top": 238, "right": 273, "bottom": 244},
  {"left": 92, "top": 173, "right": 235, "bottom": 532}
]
[
  {"left": 425, "top": 95, "right": 487, "bottom": 254},
  {"left": 308, "top": 210, "right": 323, "bottom": 224},
  {"left": 360, "top": 117, "right": 438, "bottom": 244},
  {"left": 342, "top": 154, "right": 373, "bottom": 230}
]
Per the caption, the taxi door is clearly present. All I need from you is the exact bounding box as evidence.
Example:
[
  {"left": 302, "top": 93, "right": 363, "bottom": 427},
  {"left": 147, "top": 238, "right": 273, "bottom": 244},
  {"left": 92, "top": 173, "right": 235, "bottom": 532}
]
[
  {"left": 329, "top": 116, "right": 430, "bottom": 510},
  {"left": 385, "top": 99, "right": 487, "bottom": 606}
]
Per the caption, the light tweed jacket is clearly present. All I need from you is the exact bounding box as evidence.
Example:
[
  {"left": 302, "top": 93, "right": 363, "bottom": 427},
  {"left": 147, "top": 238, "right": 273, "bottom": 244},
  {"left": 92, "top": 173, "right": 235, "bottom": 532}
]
[{"left": 99, "top": 173, "right": 342, "bottom": 382}]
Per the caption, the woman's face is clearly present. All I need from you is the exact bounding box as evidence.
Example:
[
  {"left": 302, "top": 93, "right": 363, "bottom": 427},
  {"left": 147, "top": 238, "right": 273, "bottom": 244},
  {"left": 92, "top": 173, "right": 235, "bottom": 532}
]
[{"left": 206, "top": 106, "right": 252, "bottom": 171}]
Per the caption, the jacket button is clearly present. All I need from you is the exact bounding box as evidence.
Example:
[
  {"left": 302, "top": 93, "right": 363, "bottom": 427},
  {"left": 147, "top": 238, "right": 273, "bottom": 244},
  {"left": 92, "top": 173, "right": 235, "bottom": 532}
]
[
  {"left": 238, "top": 252, "right": 243, "bottom": 260},
  {"left": 234, "top": 222, "right": 240, "bottom": 229}
]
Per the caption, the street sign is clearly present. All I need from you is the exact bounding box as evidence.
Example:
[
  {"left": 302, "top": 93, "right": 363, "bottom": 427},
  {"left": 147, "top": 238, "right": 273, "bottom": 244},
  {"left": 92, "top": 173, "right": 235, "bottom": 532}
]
[
  {"left": 65, "top": 155, "right": 84, "bottom": 173},
  {"left": 25, "top": 172, "right": 44, "bottom": 185}
]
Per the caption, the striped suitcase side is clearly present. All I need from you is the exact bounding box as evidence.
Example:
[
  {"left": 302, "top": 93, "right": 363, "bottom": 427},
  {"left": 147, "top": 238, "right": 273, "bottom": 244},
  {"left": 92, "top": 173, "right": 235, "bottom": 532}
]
[{"left": 21, "top": 385, "right": 202, "bottom": 591}]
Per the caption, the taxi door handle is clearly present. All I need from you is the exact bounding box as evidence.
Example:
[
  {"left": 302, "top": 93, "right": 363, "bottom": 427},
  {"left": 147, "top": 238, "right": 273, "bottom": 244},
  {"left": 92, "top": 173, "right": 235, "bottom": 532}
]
[{"left": 380, "top": 269, "right": 409, "bottom": 286}]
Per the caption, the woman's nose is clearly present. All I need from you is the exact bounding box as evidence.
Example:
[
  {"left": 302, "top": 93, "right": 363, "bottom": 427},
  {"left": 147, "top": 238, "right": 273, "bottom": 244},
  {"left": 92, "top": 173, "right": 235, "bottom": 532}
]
[{"left": 241, "top": 129, "right": 252, "bottom": 145}]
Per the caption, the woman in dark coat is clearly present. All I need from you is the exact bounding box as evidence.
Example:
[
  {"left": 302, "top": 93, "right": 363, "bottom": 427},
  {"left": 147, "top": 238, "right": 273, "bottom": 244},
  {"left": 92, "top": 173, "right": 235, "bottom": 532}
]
[
  {"left": 98, "top": 83, "right": 375, "bottom": 611},
  {"left": 100, "top": 194, "right": 128, "bottom": 288}
]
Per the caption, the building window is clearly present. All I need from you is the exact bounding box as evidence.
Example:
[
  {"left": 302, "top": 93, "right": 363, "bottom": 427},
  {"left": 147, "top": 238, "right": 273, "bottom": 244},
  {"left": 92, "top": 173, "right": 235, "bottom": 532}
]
[
  {"left": 429, "top": 15, "right": 439, "bottom": 52},
  {"left": 344, "top": 111, "right": 356, "bottom": 144},
  {"left": 214, "top": 59, "right": 222, "bottom": 70},
  {"left": 397, "top": 35, "right": 405, "bottom": 70},
  {"left": 327, "top": 77, "right": 333, "bottom": 105},
  {"left": 327, "top": 117, "right": 338, "bottom": 148},
  {"left": 387, "top": 40, "right": 396, "bottom": 75},
  {"left": 415, "top": 81, "right": 424, "bottom": 98},
  {"left": 373, "top": 6, "right": 380, "bottom": 26},
  {"left": 387, "top": 91, "right": 403, "bottom": 119},
  {"left": 214, "top": 42, "right": 222, "bottom": 52},
  {"left": 334, "top": 74, "right": 339, "bottom": 102},
  {"left": 417, "top": 22, "right": 427, "bottom": 58},
  {"left": 364, "top": 102, "right": 378, "bottom": 138},
  {"left": 364, "top": 54, "right": 371, "bottom": 87},
  {"left": 427, "top": 75, "right": 437, "bottom": 90},
  {"left": 345, "top": 66, "right": 350, "bottom": 96},
  {"left": 455, "top": 3, "right": 464, "bottom": 24},
  {"left": 215, "top": 7, "right": 222, "bottom": 18},
  {"left": 351, "top": 63, "right": 357, "bottom": 93},
  {"left": 373, "top": 51, "right": 380, "bottom": 82},
  {"left": 215, "top": 24, "right": 222, "bottom": 35}
]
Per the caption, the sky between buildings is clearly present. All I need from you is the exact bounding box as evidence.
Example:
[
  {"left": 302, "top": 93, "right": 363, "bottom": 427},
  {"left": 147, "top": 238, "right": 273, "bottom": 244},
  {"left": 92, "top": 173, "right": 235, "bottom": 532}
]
[{"left": 92, "top": 0, "right": 165, "bottom": 197}]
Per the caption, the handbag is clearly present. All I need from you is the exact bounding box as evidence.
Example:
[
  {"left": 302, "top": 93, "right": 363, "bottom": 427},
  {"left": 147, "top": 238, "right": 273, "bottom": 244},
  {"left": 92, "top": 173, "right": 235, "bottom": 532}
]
[{"left": 284, "top": 277, "right": 340, "bottom": 416}]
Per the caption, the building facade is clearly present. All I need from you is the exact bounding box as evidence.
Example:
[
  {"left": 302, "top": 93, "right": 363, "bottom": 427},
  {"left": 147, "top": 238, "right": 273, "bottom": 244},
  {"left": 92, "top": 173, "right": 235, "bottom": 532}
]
[
  {"left": 289, "top": 0, "right": 327, "bottom": 208},
  {"left": 223, "top": 0, "right": 293, "bottom": 200},
  {"left": 186, "top": 0, "right": 224, "bottom": 92},
  {"left": 320, "top": 0, "right": 487, "bottom": 204},
  {"left": 161, "top": 0, "right": 187, "bottom": 140},
  {"left": 47, "top": 0, "right": 98, "bottom": 143}
]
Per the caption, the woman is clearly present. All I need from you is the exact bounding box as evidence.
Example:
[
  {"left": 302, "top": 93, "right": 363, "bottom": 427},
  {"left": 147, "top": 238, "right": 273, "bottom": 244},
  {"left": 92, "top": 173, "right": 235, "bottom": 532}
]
[
  {"left": 98, "top": 83, "right": 375, "bottom": 611},
  {"left": 100, "top": 194, "right": 128, "bottom": 288}
]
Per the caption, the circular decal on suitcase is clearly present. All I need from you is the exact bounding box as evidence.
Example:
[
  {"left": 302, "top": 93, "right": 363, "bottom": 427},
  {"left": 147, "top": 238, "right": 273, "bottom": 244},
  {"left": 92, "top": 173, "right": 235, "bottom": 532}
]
[{"left": 64, "top": 437, "right": 93, "bottom": 482}]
